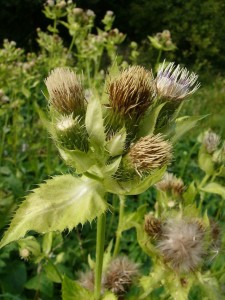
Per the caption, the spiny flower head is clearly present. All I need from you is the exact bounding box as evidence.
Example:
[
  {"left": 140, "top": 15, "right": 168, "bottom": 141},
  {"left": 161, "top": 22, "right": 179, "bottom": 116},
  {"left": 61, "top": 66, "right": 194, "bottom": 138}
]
[
  {"left": 157, "top": 217, "right": 207, "bottom": 273},
  {"left": 155, "top": 172, "right": 185, "bottom": 195},
  {"left": 156, "top": 61, "right": 200, "bottom": 101},
  {"left": 45, "top": 68, "right": 85, "bottom": 115},
  {"left": 125, "top": 134, "right": 172, "bottom": 176},
  {"left": 103, "top": 256, "right": 139, "bottom": 295},
  {"left": 202, "top": 130, "right": 220, "bottom": 154},
  {"left": 144, "top": 214, "right": 162, "bottom": 239},
  {"left": 107, "top": 66, "right": 155, "bottom": 120}
]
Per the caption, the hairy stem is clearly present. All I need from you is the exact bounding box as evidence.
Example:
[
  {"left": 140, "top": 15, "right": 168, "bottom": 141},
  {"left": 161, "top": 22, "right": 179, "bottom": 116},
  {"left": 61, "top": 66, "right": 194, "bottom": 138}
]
[
  {"left": 94, "top": 213, "right": 106, "bottom": 300},
  {"left": 113, "top": 195, "right": 125, "bottom": 258}
]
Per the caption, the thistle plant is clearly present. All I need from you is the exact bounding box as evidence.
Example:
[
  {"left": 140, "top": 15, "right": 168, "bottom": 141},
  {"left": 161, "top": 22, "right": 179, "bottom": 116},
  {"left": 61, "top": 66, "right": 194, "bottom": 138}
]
[{"left": 0, "top": 61, "right": 203, "bottom": 299}]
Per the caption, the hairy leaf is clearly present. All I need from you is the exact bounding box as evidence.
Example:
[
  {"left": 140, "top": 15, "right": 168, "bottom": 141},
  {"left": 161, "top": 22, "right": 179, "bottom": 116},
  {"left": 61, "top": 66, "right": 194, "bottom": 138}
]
[{"left": 0, "top": 175, "right": 107, "bottom": 248}]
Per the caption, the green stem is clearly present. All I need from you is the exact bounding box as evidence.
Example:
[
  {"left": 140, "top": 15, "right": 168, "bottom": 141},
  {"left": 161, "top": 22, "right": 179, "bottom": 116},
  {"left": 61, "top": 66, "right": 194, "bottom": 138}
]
[
  {"left": 94, "top": 213, "right": 106, "bottom": 300},
  {"left": 68, "top": 35, "right": 76, "bottom": 54},
  {"left": 106, "top": 194, "right": 117, "bottom": 240},
  {"left": 198, "top": 174, "right": 210, "bottom": 210},
  {"left": 113, "top": 195, "right": 125, "bottom": 258},
  {"left": 156, "top": 49, "right": 162, "bottom": 67}
]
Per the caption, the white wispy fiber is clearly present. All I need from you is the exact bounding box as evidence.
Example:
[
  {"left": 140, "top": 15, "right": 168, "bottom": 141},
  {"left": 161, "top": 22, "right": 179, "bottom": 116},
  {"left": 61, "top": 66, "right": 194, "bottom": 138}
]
[
  {"left": 156, "top": 61, "right": 200, "bottom": 100},
  {"left": 157, "top": 217, "right": 206, "bottom": 273}
]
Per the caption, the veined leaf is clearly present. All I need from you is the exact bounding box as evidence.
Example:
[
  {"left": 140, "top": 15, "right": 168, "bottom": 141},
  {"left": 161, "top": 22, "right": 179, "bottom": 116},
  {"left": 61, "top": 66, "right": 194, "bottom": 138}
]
[
  {"left": 201, "top": 182, "right": 225, "bottom": 199},
  {"left": 62, "top": 275, "right": 94, "bottom": 300},
  {"left": 0, "top": 175, "right": 107, "bottom": 248}
]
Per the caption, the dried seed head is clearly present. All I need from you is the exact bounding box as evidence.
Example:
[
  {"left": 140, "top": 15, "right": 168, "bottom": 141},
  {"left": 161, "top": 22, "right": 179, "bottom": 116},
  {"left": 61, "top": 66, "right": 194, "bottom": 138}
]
[
  {"left": 155, "top": 172, "right": 185, "bottom": 195},
  {"left": 202, "top": 131, "right": 220, "bottom": 154},
  {"left": 156, "top": 61, "right": 200, "bottom": 101},
  {"left": 103, "top": 256, "right": 139, "bottom": 295},
  {"left": 77, "top": 270, "right": 95, "bottom": 292},
  {"left": 45, "top": 68, "right": 85, "bottom": 115},
  {"left": 157, "top": 217, "right": 206, "bottom": 273},
  {"left": 108, "top": 66, "right": 155, "bottom": 120},
  {"left": 144, "top": 214, "right": 162, "bottom": 239},
  {"left": 126, "top": 134, "right": 172, "bottom": 176}
]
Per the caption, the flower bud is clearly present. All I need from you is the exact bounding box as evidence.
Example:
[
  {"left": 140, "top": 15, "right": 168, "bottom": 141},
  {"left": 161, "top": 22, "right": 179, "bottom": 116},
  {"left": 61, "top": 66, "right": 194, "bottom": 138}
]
[
  {"left": 155, "top": 172, "right": 185, "bottom": 195},
  {"left": 202, "top": 130, "right": 220, "bottom": 154},
  {"left": 123, "top": 134, "right": 172, "bottom": 177},
  {"left": 55, "top": 114, "right": 88, "bottom": 151},
  {"left": 45, "top": 68, "right": 85, "bottom": 115},
  {"left": 144, "top": 214, "right": 162, "bottom": 239},
  {"left": 108, "top": 66, "right": 155, "bottom": 121}
]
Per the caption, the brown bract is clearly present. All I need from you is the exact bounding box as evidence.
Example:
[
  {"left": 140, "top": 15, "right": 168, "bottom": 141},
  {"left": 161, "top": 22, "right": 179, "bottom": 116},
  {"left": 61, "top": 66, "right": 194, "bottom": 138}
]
[
  {"left": 128, "top": 134, "right": 172, "bottom": 175},
  {"left": 45, "top": 68, "right": 85, "bottom": 115},
  {"left": 144, "top": 214, "right": 162, "bottom": 239},
  {"left": 155, "top": 172, "right": 185, "bottom": 195},
  {"left": 108, "top": 66, "right": 155, "bottom": 120}
]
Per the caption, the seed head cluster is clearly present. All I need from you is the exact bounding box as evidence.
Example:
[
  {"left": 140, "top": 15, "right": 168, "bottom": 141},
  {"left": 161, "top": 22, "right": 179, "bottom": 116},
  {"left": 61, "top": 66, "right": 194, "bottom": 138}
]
[
  {"left": 156, "top": 61, "right": 200, "bottom": 101},
  {"left": 108, "top": 66, "right": 155, "bottom": 120},
  {"left": 155, "top": 172, "right": 185, "bottom": 195},
  {"left": 127, "top": 134, "right": 172, "bottom": 175},
  {"left": 144, "top": 214, "right": 162, "bottom": 239},
  {"left": 157, "top": 217, "right": 206, "bottom": 273},
  {"left": 45, "top": 67, "right": 85, "bottom": 115},
  {"left": 77, "top": 256, "right": 139, "bottom": 296}
]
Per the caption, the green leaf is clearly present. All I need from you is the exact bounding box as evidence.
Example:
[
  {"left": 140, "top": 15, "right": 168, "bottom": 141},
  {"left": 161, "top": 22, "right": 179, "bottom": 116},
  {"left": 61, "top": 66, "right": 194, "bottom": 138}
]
[
  {"left": 58, "top": 148, "right": 95, "bottom": 173},
  {"left": 183, "top": 181, "right": 197, "bottom": 205},
  {"left": 172, "top": 115, "right": 207, "bottom": 143},
  {"left": 106, "top": 128, "right": 126, "bottom": 156},
  {"left": 25, "top": 274, "right": 53, "bottom": 297},
  {"left": 0, "top": 175, "right": 107, "bottom": 248},
  {"left": 138, "top": 103, "right": 166, "bottom": 137},
  {"left": 201, "top": 182, "right": 225, "bottom": 199},
  {"left": 44, "top": 261, "right": 62, "bottom": 283},
  {"left": 139, "top": 266, "right": 164, "bottom": 299},
  {"left": 42, "top": 232, "right": 53, "bottom": 255},
  {"left": 102, "top": 292, "right": 118, "bottom": 300},
  {"left": 198, "top": 149, "right": 214, "bottom": 175},
  {"left": 120, "top": 204, "right": 147, "bottom": 232},
  {"left": 85, "top": 96, "right": 106, "bottom": 149},
  {"left": 17, "top": 236, "right": 41, "bottom": 257},
  {"left": 120, "top": 166, "right": 167, "bottom": 195},
  {"left": 62, "top": 275, "right": 94, "bottom": 300}
]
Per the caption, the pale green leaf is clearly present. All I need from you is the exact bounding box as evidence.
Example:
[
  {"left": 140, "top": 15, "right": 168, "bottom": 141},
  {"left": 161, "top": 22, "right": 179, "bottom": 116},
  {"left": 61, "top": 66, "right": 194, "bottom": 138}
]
[
  {"left": 58, "top": 148, "right": 95, "bottom": 173},
  {"left": 85, "top": 97, "right": 106, "bottom": 149},
  {"left": 106, "top": 128, "right": 126, "bottom": 157},
  {"left": 42, "top": 232, "right": 53, "bottom": 255},
  {"left": 172, "top": 115, "right": 207, "bottom": 143},
  {"left": 102, "top": 292, "right": 118, "bottom": 300},
  {"left": 138, "top": 103, "right": 166, "bottom": 137},
  {"left": 120, "top": 166, "right": 167, "bottom": 195},
  {"left": 120, "top": 204, "right": 147, "bottom": 232},
  {"left": 198, "top": 150, "right": 214, "bottom": 175},
  {"left": 103, "top": 240, "right": 113, "bottom": 272},
  {"left": 44, "top": 262, "right": 62, "bottom": 283},
  {"left": 183, "top": 181, "right": 197, "bottom": 205},
  {"left": 139, "top": 266, "right": 164, "bottom": 299},
  {"left": 17, "top": 236, "right": 41, "bottom": 257},
  {"left": 62, "top": 275, "right": 94, "bottom": 300},
  {"left": 0, "top": 175, "right": 107, "bottom": 248},
  {"left": 201, "top": 182, "right": 225, "bottom": 199}
]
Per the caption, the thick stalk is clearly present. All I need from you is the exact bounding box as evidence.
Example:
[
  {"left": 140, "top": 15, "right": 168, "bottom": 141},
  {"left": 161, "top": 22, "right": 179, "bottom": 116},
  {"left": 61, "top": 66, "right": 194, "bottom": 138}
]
[
  {"left": 94, "top": 213, "right": 106, "bottom": 300},
  {"left": 113, "top": 195, "right": 125, "bottom": 258}
]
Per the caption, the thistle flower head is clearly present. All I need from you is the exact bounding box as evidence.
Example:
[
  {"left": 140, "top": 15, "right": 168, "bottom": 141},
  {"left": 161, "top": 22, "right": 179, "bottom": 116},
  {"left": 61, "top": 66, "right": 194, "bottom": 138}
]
[
  {"left": 156, "top": 61, "right": 200, "bottom": 101},
  {"left": 125, "top": 134, "right": 172, "bottom": 176},
  {"left": 108, "top": 66, "right": 155, "bottom": 120},
  {"left": 103, "top": 256, "right": 139, "bottom": 295},
  {"left": 155, "top": 172, "right": 185, "bottom": 195},
  {"left": 144, "top": 214, "right": 162, "bottom": 239},
  {"left": 45, "top": 68, "right": 85, "bottom": 115},
  {"left": 202, "top": 130, "right": 220, "bottom": 154},
  {"left": 157, "top": 217, "right": 206, "bottom": 273}
]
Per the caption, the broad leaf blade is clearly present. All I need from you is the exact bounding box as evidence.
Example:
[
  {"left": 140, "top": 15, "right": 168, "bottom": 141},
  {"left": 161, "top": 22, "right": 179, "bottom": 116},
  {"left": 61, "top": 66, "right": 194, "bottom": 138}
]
[
  {"left": 62, "top": 275, "right": 94, "bottom": 300},
  {"left": 201, "top": 182, "right": 225, "bottom": 199},
  {"left": 0, "top": 175, "right": 107, "bottom": 248}
]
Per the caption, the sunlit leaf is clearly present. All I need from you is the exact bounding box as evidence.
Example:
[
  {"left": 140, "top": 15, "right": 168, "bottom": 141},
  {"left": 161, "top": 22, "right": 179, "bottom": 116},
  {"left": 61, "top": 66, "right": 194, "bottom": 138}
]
[
  {"left": 0, "top": 175, "right": 107, "bottom": 248},
  {"left": 201, "top": 182, "right": 225, "bottom": 199},
  {"left": 62, "top": 275, "right": 94, "bottom": 300}
]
